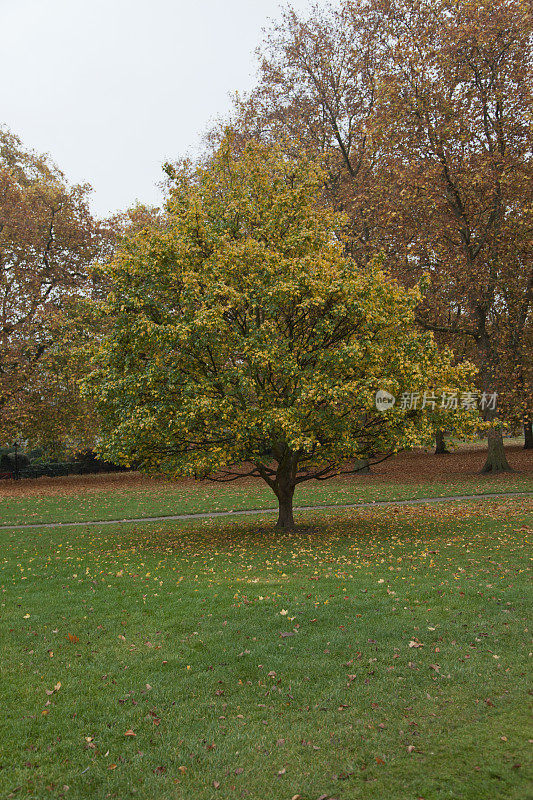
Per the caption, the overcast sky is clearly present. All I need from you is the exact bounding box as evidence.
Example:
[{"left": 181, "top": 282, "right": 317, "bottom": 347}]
[{"left": 0, "top": 0, "right": 312, "bottom": 217}]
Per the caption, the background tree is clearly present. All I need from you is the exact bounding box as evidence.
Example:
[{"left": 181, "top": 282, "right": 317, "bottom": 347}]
[
  {"left": 86, "top": 137, "right": 476, "bottom": 528},
  {"left": 372, "top": 0, "right": 532, "bottom": 471},
  {"left": 230, "top": 0, "right": 532, "bottom": 468},
  {"left": 231, "top": 0, "right": 385, "bottom": 258},
  {"left": 0, "top": 127, "right": 109, "bottom": 446}
]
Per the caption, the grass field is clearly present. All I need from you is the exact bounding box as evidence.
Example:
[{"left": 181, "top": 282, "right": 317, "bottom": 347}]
[
  {"left": 1, "top": 443, "right": 532, "bottom": 527},
  {"left": 1, "top": 474, "right": 533, "bottom": 527},
  {"left": 1, "top": 496, "right": 531, "bottom": 799}
]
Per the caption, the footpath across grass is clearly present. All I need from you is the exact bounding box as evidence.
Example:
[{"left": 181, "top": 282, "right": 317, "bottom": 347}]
[
  {"left": 0, "top": 473, "right": 532, "bottom": 526},
  {"left": 0, "top": 498, "right": 531, "bottom": 799}
]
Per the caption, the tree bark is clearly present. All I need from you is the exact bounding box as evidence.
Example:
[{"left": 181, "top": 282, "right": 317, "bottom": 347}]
[
  {"left": 434, "top": 429, "right": 449, "bottom": 455},
  {"left": 271, "top": 448, "right": 298, "bottom": 530},
  {"left": 275, "top": 487, "right": 295, "bottom": 530},
  {"left": 523, "top": 420, "right": 533, "bottom": 450},
  {"left": 476, "top": 327, "right": 511, "bottom": 473},
  {"left": 481, "top": 424, "right": 512, "bottom": 473}
]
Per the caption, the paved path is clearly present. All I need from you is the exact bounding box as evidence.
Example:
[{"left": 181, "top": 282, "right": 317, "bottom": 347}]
[{"left": 1, "top": 491, "right": 531, "bottom": 530}]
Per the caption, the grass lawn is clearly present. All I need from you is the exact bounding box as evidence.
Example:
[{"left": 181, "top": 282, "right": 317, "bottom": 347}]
[
  {"left": 1, "top": 473, "right": 532, "bottom": 527},
  {"left": 0, "top": 497, "right": 531, "bottom": 799}
]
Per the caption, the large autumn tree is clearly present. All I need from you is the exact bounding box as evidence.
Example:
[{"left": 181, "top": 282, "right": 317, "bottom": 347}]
[
  {"left": 0, "top": 127, "right": 108, "bottom": 447},
  {"left": 86, "top": 137, "right": 474, "bottom": 528},
  {"left": 231, "top": 0, "right": 532, "bottom": 467},
  {"left": 372, "top": 0, "right": 532, "bottom": 469}
]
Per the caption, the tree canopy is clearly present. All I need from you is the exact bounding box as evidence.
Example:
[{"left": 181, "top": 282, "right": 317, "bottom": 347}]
[
  {"left": 0, "top": 128, "right": 107, "bottom": 446},
  {"left": 231, "top": 0, "right": 532, "bottom": 464},
  {"left": 86, "top": 137, "right": 475, "bottom": 527}
]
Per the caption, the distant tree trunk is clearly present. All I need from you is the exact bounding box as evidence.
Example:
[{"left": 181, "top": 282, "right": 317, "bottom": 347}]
[
  {"left": 434, "top": 429, "right": 449, "bottom": 455},
  {"left": 481, "top": 424, "right": 512, "bottom": 473},
  {"left": 523, "top": 420, "right": 533, "bottom": 450},
  {"left": 477, "top": 329, "right": 511, "bottom": 473}
]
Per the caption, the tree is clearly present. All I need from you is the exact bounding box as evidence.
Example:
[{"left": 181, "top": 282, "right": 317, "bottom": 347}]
[
  {"left": 368, "top": 0, "right": 532, "bottom": 471},
  {"left": 86, "top": 137, "right": 475, "bottom": 528},
  {"left": 0, "top": 127, "right": 108, "bottom": 445},
  {"left": 230, "top": 0, "right": 532, "bottom": 472},
  {"left": 231, "top": 0, "right": 384, "bottom": 258}
]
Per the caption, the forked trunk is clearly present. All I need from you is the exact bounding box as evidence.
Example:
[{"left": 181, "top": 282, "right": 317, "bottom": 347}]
[
  {"left": 523, "top": 420, "right": 533, "bottom": 450},
  {"left": 434, "top": 429, "right": 449, "bottom": 455},
  {"left": 481, "top": 425, "right": 512, "bottom": 473}
]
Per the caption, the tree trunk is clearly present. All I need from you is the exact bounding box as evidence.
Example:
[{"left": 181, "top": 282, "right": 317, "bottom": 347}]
[
  {"left": 275, "top": 486, "right": 295, "bottom": 530},
  {"left": 481, "top": 425, "right": 512, "bottom": 473},
  {"left": 475, "top": 330, "right": 511, "bottom": 473},
  {"left": 434, "top": 429, "right": 449, "bottom": 455},
  {"left": 523, "top": 420, "right": 533, "bottom": 450}
]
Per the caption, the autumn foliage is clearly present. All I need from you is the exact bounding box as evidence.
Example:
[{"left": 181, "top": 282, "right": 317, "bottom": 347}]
[{"left": 86, "top": 137, "right": 476, "bottom": 527}]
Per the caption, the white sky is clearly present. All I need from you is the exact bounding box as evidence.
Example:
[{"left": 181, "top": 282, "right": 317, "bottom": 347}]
[{"left": 0, "top": 0, "right": 312, "bottom": 217}]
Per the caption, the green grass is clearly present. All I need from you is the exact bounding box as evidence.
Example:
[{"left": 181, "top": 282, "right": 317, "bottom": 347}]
[
  {"left": 0, "top": 498, "right": 531, "bottom": 799},
  {"left": 1, "top": 473, "right": 532, "bottom": 526}
]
